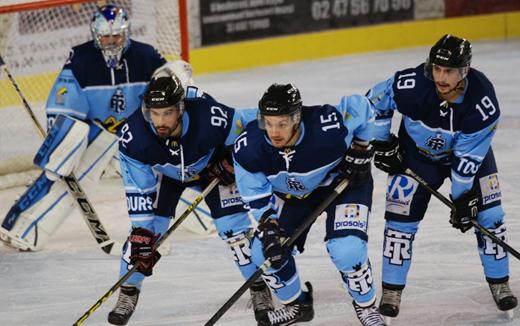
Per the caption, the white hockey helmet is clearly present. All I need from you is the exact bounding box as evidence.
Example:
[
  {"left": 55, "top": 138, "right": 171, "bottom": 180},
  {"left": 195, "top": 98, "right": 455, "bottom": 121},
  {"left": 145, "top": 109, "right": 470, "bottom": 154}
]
[{"left": 90, "top": 4, "right": 130, "bottom": 68}]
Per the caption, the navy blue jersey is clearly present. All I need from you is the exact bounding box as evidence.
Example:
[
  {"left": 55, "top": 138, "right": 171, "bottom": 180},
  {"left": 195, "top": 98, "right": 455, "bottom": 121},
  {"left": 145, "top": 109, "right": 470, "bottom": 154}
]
[
  {"left": 117, "top": 89, "right": 256, "bottom": 221},
  {"left": 45, "top": 39, "right": 166, "bottom": 132},
  {"left": 368, "top": 63, "right": 500, "bottom": 198},
  {"left": 234, "top": 95, "right": 375, "bottom": 221}
]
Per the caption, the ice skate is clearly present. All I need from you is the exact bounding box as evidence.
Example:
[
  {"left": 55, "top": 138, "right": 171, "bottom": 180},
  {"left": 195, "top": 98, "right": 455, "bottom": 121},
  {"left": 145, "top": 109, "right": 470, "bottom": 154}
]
[
  {"left": 353, "top": 298, "right": 386, "bottom": 326},
  {"left": 489, "top": 281, "right": 518, "bottom": 319},
  {"left": 379, "top": 286, "right": 402, "bottom": 325},
  {"left": 257, "top": 282, "right": 314, "bottom": 326},
  {"left": 108, "top": 285, "right": 140, "bottom": 325},
  {"left": 250, "top": 279, "right": 274, "bottom": 323}
]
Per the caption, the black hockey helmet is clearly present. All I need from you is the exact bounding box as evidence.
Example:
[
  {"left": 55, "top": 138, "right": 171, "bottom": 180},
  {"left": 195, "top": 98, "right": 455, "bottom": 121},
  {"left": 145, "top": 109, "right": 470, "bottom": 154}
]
[
  {"left": 144, "top": 75, "right": 184, "bottom": 109},
  {"left": 142, "top": 74, "right": 185, "bottom": 121},
  {"left": 425, "top": 34, "right": 472, "bottom": 79},
  {"left": 258, "top": 83, "right": 302, "bottom": 117}
]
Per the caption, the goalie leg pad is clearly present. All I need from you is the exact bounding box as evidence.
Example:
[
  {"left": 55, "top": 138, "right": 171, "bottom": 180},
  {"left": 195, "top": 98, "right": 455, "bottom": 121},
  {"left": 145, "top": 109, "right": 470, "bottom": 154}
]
[
  {"left": 2, "top": 122, "right": 117, "bottom": 251},
  {"left": 0, "top": 173, "right": 74, "bottom": 251},
  {"left": 78, "top": 121, "right": 118, "bottom": 183},
  {"left": 33, "top": 114, "right": 89, "bottom": 177}
]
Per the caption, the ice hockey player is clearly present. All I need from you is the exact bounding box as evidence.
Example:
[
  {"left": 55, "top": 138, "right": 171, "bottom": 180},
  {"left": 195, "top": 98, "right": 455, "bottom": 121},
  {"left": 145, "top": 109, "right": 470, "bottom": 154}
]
[
  {"left": 0, "top": 4, "right": 168, "bottom": 251},
  {"left": 107, "top": 69, "right": 273, "bottom": 325},
  {"left": 368, "top": 34, "right": 518, "bottom": 323},
  {"left": 233, "top": 83, "right": 385, "bottom": 326}
]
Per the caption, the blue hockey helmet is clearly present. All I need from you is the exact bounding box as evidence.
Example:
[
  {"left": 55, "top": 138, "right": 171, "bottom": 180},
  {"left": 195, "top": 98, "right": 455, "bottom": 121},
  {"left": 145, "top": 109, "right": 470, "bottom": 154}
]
[
  {"left": 90, "top": 5, "right": 130, "bottom": 68},
  {"left": 424, "top": 34, "right": 472, "bottom": 80}
]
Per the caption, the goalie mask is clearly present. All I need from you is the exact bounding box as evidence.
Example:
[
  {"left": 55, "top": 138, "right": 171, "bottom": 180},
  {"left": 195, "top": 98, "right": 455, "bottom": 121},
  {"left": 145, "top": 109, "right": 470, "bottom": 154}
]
[
  {"left": 91, "top": 5, "right": 130, "bottom": 68},
  {"left": 258, "top": 83, "right": 302, "bottom": 130},
  {"left": 424, "top": 34, "right": 472, "bottom": 81},
  {"left": 142, "top": 74, "right": 185, "bottom": 122}
]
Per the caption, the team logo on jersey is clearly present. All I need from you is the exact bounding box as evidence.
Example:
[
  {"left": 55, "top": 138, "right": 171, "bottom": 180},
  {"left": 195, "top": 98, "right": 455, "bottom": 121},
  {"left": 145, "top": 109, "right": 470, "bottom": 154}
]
[
  {"left": 55, "top": 86, "right": 68, "bottom": 105},
  {"left": 479, "top": 173, "right": 501, "bottom": 205},
  {"left": 386, "top": 175, "right": 418, "bottom": 216},
  {"left": 286, "top": 176, "right": 305, "bottom": 192},
  {"left": 219, "top": 184, "right": 243, "bottom": 208},
  {"left": 383, "top": 228, "right": 414, "bottom": 265},
  {"left": 426, "top": 133, "right": 446, "bottom": 151},
  {"left": 482, "top": 224, "right": 507, "bottom": 260},
  {"left": 343, "top": 262, "right": 373, "bottom": 295},
  {"left": 333, "top": 204, "right": 368, "bottom": 233},
  {"left": 110, "top": 88, "right": 126, "bottom": 114}
]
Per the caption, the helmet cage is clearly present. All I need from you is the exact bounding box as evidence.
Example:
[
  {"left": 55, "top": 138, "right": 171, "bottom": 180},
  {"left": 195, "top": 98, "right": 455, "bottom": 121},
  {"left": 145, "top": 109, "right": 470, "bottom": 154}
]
[{"left": 91, "top": 5, "right": 130, "bottom": 68}]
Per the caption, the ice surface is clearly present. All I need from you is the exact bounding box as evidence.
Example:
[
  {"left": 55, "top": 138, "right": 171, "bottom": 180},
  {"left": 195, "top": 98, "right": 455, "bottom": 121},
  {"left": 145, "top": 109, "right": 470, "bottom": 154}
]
[{"left": 1, "top": 39, "right": 519, "bottom": 326}]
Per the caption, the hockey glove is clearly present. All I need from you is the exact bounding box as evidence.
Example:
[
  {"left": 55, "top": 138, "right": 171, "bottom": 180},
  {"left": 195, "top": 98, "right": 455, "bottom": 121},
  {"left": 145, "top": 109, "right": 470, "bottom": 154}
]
[
  {"left": 129, "top": 227, "right": 161, "bottom": 276},
  {"left": 372, "top": 134, "right": 404, "bottom": 175},
  {"left": 450, "top": 189, "right": 479, "bottom": 233},
  {"left": 259, "top": 218, "right": 288, "bottom": 269},
  {"left": 339, "top": 142, "right": 374, "bottom": 186},
  {"left": 207, "top": 147, "right": 235, "bottom": 186}
]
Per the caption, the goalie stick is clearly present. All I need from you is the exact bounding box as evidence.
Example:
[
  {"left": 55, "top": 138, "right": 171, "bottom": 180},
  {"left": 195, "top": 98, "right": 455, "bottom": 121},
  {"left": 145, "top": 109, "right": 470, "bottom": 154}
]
[
  {"left": 0, "top": 54, "right": 121, "bottom": 256},
  {"left": 72, "top": 178, "right": 220, "bottom": 326},
  {"left": 405, "top": 168, "right": 520, "bottom": 260}
]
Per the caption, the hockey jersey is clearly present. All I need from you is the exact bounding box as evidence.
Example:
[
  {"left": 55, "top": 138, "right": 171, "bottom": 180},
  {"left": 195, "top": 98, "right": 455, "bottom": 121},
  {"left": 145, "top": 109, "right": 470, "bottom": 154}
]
[
  {"left": 233, "top": 95, "right": 375, "bottom": 222},
  {"left": 45, "top": 39, "right": 166, "bottom": 133},
  {"left": 117, "top": 88, "right": 257, "bottom": 220},
  {"left": 367, "top": 63, "right": 500, "bottom": 198}
]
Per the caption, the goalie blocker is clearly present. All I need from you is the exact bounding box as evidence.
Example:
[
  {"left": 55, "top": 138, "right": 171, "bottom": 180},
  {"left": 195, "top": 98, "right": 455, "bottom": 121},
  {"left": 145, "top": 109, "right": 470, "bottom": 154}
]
[{"left": 0, "top": 115, "right": 118, "bottom": 251}]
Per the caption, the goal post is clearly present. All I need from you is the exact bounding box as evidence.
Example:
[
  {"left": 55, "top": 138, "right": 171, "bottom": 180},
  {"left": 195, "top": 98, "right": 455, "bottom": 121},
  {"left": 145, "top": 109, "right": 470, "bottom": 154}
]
[{"left": 0, "top": 0, "right": 189, "bottom": 184}]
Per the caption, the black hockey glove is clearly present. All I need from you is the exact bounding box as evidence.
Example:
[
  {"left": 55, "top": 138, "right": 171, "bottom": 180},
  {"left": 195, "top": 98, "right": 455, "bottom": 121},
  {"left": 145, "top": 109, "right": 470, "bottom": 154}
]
[
  {"left": 449, "top": 189, "right": 479, "bottom": 233},
  {"left": 129, "top": 227, "right": 161, "bottom": 276},
  {"left": 207, "top": 147, "right": 235, "bottom": 186},
  {"left": 372, "top": 134, "right": 404, "bottom": 175},
  {"left": 339, "top": 142, "right": 374, "bottom": 185},
  {"left": 259, "top": 218, "right": 289, "bottom": 269}
]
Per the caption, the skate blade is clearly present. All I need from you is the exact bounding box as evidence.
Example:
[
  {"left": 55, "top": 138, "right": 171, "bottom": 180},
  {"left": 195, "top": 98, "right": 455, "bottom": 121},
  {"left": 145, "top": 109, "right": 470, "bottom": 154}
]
[{"left": 382, "top": 315, "right": 393, "bottom": 325}]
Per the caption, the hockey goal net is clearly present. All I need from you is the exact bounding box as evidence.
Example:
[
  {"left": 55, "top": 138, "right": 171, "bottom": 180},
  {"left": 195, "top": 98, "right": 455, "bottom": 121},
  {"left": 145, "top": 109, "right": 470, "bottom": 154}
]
[{"left": 0, "top": 0, "right": 188, "bottom": 188}]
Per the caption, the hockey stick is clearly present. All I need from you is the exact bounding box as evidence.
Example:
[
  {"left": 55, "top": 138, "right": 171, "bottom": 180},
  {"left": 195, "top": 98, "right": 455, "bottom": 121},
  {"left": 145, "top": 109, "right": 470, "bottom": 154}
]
[
  {"left": 73, "top": 178, "right": 219, "bottom": 326},
  {"left": 205, "top": 178, "right": 350, "bottom": 326},
  {"left": 404, "top": 168, "right": 520, "bottom": 260},
  {"left": 0, "top": 54, "right": 120, "bottom": 256}
]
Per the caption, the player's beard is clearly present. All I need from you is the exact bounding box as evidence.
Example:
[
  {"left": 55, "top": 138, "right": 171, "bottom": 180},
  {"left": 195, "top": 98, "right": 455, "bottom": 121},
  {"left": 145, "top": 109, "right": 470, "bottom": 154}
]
[{"left": 155, "top": 120, "right": 182, "bottom": 139}]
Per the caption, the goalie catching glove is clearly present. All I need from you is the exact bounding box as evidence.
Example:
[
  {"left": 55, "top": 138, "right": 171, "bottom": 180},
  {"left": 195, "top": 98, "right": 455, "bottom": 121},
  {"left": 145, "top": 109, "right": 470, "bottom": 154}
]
[
  {"left": 129, "top": 227, "right": 161, "bottom": 276},
  {"left": 450, "top": 189, "right": 479, "bottom": 233},
  {"left": 207, "top": 147, "right": 235, "bottom": 186}
]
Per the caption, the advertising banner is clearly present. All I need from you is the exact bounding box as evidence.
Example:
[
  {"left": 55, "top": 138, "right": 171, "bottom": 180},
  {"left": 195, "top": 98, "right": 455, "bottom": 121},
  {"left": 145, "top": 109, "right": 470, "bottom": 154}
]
[{"left": 200, "top": 0, "right": 414, "bottom": 45}]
